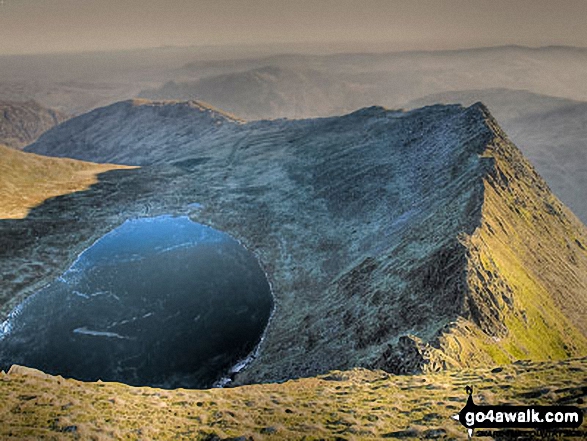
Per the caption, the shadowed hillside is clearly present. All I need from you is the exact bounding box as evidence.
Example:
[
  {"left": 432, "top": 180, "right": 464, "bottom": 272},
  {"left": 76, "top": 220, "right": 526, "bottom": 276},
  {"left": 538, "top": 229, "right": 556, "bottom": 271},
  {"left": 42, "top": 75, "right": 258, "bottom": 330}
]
[
  {"left": 26, "top": 99, "right": 241, "bottom": 165},
  {"left": 0, "top": 101, "right": 68, "bottom": 150}
]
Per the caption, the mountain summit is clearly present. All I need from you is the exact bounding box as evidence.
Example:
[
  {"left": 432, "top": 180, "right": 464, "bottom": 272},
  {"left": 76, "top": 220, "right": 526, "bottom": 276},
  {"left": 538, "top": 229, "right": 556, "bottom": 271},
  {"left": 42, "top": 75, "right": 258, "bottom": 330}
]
[
  {"left": 12, "top": 100, "right": 587, "bottom": 383},
  {"left": 26, "top": 99, "right": 241, "bottom": 165}
]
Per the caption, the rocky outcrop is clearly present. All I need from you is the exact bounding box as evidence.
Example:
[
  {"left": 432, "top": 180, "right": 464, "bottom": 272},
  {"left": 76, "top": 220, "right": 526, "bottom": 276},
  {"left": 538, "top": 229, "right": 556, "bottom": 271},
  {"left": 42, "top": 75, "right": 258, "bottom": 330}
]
[
  {"left": 428, "top": 105, "right": 587, "bottom": 372},
  {"left": 7, "top": 100, "right": 587, "bottom": 383}
]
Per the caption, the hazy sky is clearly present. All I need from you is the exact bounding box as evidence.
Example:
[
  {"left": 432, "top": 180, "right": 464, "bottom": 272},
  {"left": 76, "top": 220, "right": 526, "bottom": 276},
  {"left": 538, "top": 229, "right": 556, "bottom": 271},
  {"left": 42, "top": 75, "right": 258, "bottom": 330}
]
[{"left": 0, "top": 0, "right": 586, "bottom": 55}]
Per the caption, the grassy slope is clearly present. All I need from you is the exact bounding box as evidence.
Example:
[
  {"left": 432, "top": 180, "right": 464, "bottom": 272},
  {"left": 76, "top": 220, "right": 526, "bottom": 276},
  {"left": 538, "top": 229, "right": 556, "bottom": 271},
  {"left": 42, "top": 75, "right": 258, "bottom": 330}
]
[
  {"left": 0, "top": 145, "right": 133, "bottom": 219},
  {"left": 435, "top": 109, "right": 587, "bottom": 368},
  {"left": 0, "top": 358, "right": 585, "bottom": 440}
]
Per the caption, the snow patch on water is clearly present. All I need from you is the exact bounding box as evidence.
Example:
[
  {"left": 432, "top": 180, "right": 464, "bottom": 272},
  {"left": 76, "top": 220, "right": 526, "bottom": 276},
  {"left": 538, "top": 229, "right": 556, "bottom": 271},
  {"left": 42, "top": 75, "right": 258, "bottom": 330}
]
[
  {"left": 0, "top": 299, "right": 29, "bottom": 341},
  {"left": 72, "top": 290, "right": 90, "bottom": 299},
  {"left": 73, "top": 327, "right": 129, "bottom": 340}
]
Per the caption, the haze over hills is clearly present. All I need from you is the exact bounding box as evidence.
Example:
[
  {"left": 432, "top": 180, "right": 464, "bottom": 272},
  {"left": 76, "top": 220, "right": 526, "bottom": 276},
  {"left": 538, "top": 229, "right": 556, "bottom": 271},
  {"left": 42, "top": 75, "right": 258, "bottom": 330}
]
[
  {"left": 139, "top": 66, "right": 368, "bottom": 120},
  {"left": 408, "top": 89, "right": 587, "bottom": 223},
  {"left": 0, "top": 101, "right": 68, "bottom": 150},
  {"left": 2, "top": 45, "right": 587, "bottom": 115},
  {"left": 169, "top": 45, "right": 587, "bottom": 106},
  {"left": 16, "top": 99, "right": 587, "bottom": 383},
  {"left": 0, "top": 47, "right": 221, "bottom": 115},
  {"left": 137, "top": 46, "right": 587, "bottom": 125}
]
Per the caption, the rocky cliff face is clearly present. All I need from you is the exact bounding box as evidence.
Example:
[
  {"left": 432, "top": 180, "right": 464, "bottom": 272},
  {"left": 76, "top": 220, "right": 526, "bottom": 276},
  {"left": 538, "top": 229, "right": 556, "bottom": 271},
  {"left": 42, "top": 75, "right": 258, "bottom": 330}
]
[
  {"left": 417, "top": 106, "right": 587, "bottom": 372},
  {"left": 408, "top": 89, "right": 587, "bottom": 224},
  {"left": 0, "top": 101, "right": 68, "bottom": 150},
  {"left": 10, "top": 100, "right": 587, "bottom": 383}
]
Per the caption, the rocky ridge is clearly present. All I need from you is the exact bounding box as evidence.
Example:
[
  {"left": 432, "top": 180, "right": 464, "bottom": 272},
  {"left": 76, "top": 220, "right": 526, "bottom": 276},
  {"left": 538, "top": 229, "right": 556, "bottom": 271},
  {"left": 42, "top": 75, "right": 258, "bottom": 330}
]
[
  {"left": 407, "top": 88, "right": 587, "bottom": 224},
  {"left": 8, "top": 100, "right": 587, "bottom": 383}
]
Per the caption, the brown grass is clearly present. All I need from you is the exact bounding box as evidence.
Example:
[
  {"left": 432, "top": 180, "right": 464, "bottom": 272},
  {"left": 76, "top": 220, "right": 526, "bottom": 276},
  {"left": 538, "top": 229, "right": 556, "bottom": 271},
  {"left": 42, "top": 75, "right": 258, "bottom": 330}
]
[
  {"left": 0, "top": 358, "right": 585, "bottom": 440},
  {"left": 0, "top": 145, "right": 134, "bottom": 219}
]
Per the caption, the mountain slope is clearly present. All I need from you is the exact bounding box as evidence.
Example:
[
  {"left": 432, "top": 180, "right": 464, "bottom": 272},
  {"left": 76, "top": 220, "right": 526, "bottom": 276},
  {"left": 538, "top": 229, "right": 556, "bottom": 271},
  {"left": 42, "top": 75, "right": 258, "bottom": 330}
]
[
  {"left": 407, "top": 89, "right": 587, "bottom": 223},
  {"left": 11, "top": 101, "right": 587, "bottom": 384},
  {"left": 26, "top": 99, "right": 241, "bottom": 165},
  {"left": 433, "top": 107, "right": 587, "bottom": 370},
  {"left": 0, "top": 101, "right": 68, "bottom": 149},
  {"left": 0, "top": 144, "right": 130, "bottom": 219}
]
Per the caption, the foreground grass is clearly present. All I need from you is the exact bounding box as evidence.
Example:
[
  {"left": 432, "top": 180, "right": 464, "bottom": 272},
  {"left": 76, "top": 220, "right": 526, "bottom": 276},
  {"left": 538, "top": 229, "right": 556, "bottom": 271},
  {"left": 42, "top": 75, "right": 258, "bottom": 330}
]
[
  {"left": 0, "top": 145, "right": 133, "bottom": 219},
  {"left": 0, "top": 358, "right": 585, "bottom": 440}
]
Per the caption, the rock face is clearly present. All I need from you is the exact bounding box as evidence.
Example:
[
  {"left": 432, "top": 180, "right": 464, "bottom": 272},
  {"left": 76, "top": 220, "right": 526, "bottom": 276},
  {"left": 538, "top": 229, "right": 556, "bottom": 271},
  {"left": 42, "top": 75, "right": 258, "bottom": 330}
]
[
  {"left": 408, "top": 88, "right": 587, "bottom": 224},
  {"left": 10, "top": 100, "right": 587, "bottom": 384},
  {"left": 0, "top": 101, "right": 68, "bottom": 150}
]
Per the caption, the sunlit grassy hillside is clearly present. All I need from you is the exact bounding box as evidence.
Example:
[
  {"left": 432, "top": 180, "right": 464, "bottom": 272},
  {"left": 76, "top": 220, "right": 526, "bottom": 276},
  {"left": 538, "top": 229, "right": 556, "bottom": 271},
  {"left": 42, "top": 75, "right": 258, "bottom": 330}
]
[
  {"left": 1, "top": 358, "right": 585, "bottom": 440},
  {"left": 0, "top": 145, "right": 133, "bottom": 219}
]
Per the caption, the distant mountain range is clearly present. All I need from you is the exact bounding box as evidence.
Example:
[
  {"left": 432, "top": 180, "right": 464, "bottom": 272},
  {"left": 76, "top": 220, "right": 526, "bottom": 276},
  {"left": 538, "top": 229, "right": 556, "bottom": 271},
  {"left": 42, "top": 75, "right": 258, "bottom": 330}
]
[
  {"left": 0, "top": 101, "right": 67, "bottom": 150},
  {"left": 171, "top": 45, "right": 587, "bottom": 108},
  {"left": 15, "top": 99, "right": 587, "bottom": 382},
  {"left": 139, "top": 46, "right": 587, "bottom": 119},
  {"left": 139, "top": 66, "right": 368, "bottom": 120},
  {"left": 2, "top": 45, "right": 587, "bottom": 115}
]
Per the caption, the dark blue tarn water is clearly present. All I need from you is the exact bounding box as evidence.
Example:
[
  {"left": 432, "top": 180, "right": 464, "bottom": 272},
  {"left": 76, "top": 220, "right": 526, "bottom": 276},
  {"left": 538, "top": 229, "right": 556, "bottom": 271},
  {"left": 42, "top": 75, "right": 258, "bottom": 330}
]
[{"left": 0, "top": 215, "right": 272, "bottom": 389}]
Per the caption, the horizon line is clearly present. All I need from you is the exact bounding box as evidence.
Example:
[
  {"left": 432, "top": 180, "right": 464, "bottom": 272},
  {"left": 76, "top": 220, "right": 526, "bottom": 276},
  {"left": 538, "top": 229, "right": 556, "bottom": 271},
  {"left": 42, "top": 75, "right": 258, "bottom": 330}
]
[{"left": 1, "top": 41, "right": 586, "bottom": 58}]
